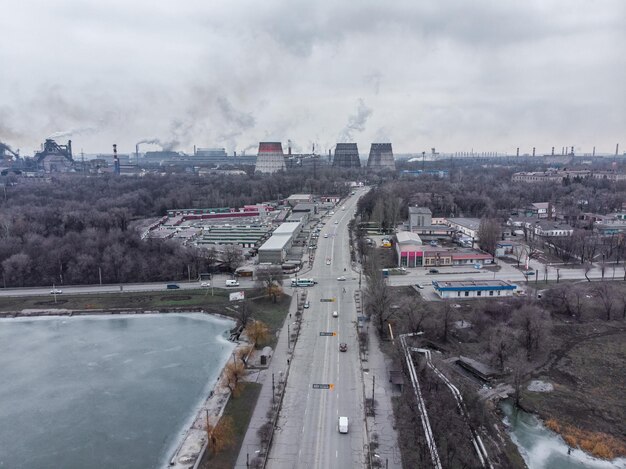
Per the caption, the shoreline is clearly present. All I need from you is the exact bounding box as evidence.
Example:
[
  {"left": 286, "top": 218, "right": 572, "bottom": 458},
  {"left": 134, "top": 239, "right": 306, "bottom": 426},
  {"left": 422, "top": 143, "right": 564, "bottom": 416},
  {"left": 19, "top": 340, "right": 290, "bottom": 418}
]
[{"left": 1, "top": 307, "right": 243, "bottom": 469}]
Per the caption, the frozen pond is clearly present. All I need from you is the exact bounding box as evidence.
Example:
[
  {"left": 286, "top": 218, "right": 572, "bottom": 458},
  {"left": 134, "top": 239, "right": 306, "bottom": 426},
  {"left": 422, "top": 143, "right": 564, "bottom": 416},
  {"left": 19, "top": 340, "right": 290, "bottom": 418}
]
[
  {"left": 0, "top": 313, "right": 235, "bottom": 469},
  {"left": 501, "top": 400, "right": 626, "bottom": 469}
]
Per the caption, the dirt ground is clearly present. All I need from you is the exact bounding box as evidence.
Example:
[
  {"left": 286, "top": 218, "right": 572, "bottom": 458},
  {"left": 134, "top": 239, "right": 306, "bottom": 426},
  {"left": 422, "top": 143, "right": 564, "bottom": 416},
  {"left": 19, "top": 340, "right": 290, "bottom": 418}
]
[{"left": 521, "top": 323, "right": 626, "bottom": 445}]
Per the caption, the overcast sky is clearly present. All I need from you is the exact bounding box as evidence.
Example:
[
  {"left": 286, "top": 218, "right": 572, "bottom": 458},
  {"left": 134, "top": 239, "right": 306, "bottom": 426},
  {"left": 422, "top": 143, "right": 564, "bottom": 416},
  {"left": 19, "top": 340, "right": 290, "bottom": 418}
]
[{"left": 1, "top": 0, "right": 625, "bottom": 155}]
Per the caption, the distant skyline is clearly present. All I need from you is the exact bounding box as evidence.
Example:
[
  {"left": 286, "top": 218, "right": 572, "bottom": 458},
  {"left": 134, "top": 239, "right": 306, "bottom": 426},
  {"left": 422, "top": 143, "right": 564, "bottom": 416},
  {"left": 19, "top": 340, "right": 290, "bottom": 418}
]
[{"left": 1, "top": 0, "right": 625, "bottom": 155}]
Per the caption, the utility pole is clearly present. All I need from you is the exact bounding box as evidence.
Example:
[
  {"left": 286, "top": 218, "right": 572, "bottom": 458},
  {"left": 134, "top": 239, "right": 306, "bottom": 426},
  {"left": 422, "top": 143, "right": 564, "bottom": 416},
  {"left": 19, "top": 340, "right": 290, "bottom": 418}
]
[
  {"left": 372, "top": 375, "right": 375, "bottom": 401},
  {"left": 272, "top": 373, "right": 275, "bottom": 404}
]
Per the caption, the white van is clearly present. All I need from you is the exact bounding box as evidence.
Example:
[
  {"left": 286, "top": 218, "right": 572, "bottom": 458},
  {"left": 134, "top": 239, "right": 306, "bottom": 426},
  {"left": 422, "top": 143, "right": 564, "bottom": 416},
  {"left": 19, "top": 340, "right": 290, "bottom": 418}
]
[
  {"left": 338, "top": 416, "right": 349, "bottom": 433},
  {"left": 225, "top": 279, "right": 240, "bottom": 287}
]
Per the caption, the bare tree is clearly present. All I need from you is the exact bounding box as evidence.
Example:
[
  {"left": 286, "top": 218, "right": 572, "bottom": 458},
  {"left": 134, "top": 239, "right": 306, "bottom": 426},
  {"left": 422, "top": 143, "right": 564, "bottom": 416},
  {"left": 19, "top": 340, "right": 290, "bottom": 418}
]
[
  {"left": 477, "top": 218, "right": 501, "bottom": 255},
  {"left": 514, "top": 304, "right": 549, "bottom": 360},
  {"left": 255, "top": 265, "right": 284, "bottom": 302},
  {"left": 440, "top": 303, "right": 453, "bottom": 343},
  {"left": 222, "top": 361, "right": 246, "bottom": 397},
  {"left": 489, "top": 325, "right": 518, "bottom": 373},
  {"left": 245, "top": 320, "right": 270, "bottom": 347},
  {"left": 206, "top": 416, "right": 235, "bottom": 455},
  {"left": 594, "top": 283, "right": 615, "bottom": 321},
  {"left": 234, "top": 300, "right": 253, "bottom": 329},
  {"left": 222, "top": 244, "right": 244, "bottom": 273}
]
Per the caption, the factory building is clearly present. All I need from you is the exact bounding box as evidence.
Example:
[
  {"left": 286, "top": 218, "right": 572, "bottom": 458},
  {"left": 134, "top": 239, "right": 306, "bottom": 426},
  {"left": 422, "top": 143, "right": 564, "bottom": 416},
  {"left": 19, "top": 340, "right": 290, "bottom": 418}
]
[
  {"left": 367, "top": 143, "right": 395, "bottom": 171},
  {"left": 35, "top": 139, "right": 74, "bottom": 173},
  {"left": 333, "top": 143, "right": 361, "bottom": 168},
  {"left": 255, "top": 142, "right": 286, "bottom": 174}
]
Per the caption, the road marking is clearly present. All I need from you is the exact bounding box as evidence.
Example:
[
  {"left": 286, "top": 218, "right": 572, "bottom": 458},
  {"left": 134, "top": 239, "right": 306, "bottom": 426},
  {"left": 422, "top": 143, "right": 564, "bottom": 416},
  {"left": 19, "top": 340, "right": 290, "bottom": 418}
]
[{"left": 336, "top": 450, "right": 338, "bottom": 458}]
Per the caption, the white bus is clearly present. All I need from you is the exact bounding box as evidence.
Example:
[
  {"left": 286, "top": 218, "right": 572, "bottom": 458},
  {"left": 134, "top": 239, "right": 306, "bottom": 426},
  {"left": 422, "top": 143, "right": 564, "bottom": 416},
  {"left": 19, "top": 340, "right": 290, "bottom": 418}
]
[{"left": 291, "top": 278, "right": 317, "bottom": 287}]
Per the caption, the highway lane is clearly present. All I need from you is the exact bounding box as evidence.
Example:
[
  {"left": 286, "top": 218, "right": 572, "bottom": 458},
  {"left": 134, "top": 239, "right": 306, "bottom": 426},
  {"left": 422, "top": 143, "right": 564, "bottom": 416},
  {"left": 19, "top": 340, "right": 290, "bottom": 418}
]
[
  {"left": 269, "top": 191, "right": 366, "bottom": 469},
  {"left": 0, "top": 275, "right": 257, "bottom": 297}
]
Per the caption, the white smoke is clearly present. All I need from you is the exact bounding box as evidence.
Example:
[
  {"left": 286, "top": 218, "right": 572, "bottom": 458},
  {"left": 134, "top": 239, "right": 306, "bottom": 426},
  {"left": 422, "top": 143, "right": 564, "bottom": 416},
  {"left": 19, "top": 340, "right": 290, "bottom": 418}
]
[
  {"left": 48, "top": 127, "right": 97, "bottom": 139},
  {"left": 136, "top": 138, "right": 179, "bottom": 151},
  {"left": 338, "top": 99, "right": 373, "bottom": 143}
]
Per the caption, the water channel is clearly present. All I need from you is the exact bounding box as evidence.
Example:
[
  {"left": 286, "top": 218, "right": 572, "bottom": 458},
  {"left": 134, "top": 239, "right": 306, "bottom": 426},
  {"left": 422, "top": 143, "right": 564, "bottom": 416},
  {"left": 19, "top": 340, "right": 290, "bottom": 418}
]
[
  {"left": 500, "top": 400, "right": 626, "bottom": 469},
  {"left": 0, "top": 313, "right": 235, "bottom": 469}
]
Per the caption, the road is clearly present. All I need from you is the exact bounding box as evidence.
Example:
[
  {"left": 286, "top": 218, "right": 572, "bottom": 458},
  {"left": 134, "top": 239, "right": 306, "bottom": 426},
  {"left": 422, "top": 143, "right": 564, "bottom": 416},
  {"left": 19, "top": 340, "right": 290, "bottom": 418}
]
[
  {"left": 386, "top": 257, "right": 626, "bottom": 291},
  {"left": 268, "top": 190, "right": 367, "bottom": 468},
  {"left": 0, "top": 275, "right": 257, "bottom": 297}
]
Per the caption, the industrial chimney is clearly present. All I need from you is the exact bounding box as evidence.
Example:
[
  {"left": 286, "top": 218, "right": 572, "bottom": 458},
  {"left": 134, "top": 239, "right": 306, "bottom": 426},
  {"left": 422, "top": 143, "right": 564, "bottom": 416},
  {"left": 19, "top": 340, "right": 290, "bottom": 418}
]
[
  {"left": 516, "top": 147, "right": 519, "bottom": 157},
  {"left": 551, "top": 147, "right": 554, "bottom": 156},
  {"left": 113, "top": 144, "right": 120, "bottom": 175},
  {"left": 617, "top": 143, "right": 620, "bottom": 156},
  {"left": 532, "top": 147, "right": 536, "bottom": 157}
]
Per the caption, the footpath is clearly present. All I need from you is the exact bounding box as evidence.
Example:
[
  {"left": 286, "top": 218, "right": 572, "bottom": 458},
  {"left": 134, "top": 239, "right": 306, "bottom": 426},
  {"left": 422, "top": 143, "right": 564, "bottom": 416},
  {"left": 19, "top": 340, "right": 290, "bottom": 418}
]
[
  {"left": 234, "top": 291, "right": 298, "bottom": 468},
  {"left": 362, "top": 326, "right": 404, "bottom": 468}
]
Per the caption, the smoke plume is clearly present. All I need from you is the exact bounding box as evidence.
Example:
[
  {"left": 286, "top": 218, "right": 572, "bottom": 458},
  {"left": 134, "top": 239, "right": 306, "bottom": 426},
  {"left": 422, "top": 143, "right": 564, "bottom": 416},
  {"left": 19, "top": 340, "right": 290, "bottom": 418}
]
[
  {"left": 0, "top": 141, "right": 19, "bottom": 157},
  {"left": 48, "top": 127, "right": 97, "bottom": 139},
  {"left": 136, "top": 138, "right": 180, "bottom": 151},
  {"left": 338, "top": 99, "right": 373, "bottom": 143}
]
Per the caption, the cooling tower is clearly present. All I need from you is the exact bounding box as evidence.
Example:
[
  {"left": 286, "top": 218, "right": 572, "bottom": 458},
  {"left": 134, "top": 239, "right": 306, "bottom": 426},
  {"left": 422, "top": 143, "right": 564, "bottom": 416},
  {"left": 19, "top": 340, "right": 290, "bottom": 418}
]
[
  {"left": 254, "top": 142, "right": 286, "bottom": 174},
  {"left": 333, "top": 143, "right": 361, "bottom": 168},
  {"left": 366, "top": 143, "right": 395, "bottom": 171}
]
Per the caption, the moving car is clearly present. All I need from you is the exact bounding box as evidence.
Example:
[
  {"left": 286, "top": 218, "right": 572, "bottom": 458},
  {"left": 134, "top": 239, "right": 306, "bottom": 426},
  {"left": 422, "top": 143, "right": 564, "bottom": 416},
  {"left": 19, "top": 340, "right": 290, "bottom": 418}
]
[
  {"left": 339, "top": 343, "right": 348, "bottom": 352},
  {"left": 429, "top": 269, "right": 439, "bottom": 274},
  {"left": 332, "top": 310, "right": 338, "bottom": 317},
  {"left": 225, "top": 279, "right": 240, "bottom": 287},
  {"left": 324, "top": 234, "right": 328, "bottom": 238},
  {"left": 166, "top": 284, "right": 180, "bottom": 289},
  {"left": 326, "top": 258, "right": 331, "bottom": 265},
  {"left": 415, "top": 283, "right": 424, "bottom": 289},
  {"left": 337, "top": 276, "right": 346, "bottom": 281},
  {"left": 338, "top": 416, "right": 349, "bottom": 433},
  {"left": 200, "top": 282, "right": 210, "bottom": 287},
  {"left": 524, "top": 270, "right": 535, "bottom": 276},
  {"left": 334, "top": 221, "right": 339, "bottom": 224},
  {"left": 50, "top": 288, "right": 62, "bottom": 294},
  {"left": 304, "top": 301, "right": 310, "bottom": 309}
]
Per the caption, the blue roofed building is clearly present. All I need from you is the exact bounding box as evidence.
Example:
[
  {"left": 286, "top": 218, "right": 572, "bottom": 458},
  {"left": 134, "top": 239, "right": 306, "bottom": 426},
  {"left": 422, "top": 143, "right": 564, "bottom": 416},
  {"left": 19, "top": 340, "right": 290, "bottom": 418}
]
[{"left": 432, "top": 279, "right": 517, "bottom": 299}]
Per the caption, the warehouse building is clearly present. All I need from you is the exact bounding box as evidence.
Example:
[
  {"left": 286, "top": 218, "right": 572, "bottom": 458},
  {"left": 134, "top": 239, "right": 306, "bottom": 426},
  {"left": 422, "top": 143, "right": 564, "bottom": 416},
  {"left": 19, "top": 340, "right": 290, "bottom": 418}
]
[{"left": 258, "top": 221, "right": 302, "bottom": 264}]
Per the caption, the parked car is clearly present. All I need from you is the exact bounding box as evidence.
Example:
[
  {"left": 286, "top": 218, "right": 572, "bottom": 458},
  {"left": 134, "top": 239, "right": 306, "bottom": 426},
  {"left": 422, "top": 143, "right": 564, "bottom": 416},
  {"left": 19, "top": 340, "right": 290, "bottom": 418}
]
[
  {"left": 166, "top": 284, "right": 180, "bottom": 289},
  {"left": 326, "top": 258, "right": 331, "bottom": 265},
  {"left": 304, "top": 301, "right": 310, "bottom": 309},
  {"left": 429, "top": 269, "right": 439, "bottom": 274},
  {"left": 415, "top": 283, "right": 424, "bottom": 289},
  {"left": 324, "top": 234, "right": 329, "bottom": 238},
  {"left": 334, "top": 221, "right": 339, "bottom": 224},
  {"left": 339, "top": 343, "right": 348, "bottom": 352},
  {"left": 332, "top": 310, "right": 338, "bottom": 317}
]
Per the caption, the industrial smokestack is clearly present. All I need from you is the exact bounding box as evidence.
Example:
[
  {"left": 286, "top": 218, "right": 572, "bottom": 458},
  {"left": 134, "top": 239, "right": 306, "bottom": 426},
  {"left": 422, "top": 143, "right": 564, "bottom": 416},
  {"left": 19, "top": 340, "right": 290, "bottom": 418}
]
[
  {"left": 571, "top": 146, "right": 574, "bottom": 155},
  {"left": 193, "top": 145, "right": 196, "bottom": 156},
  {"left": 516, "top": 147, "right": 519, "bottom": 157},
  {"left": 593, "top": 146, "right": 596, "bottom": 157},
  {"left": 617, "top": 143, "right": 620, "bottom": 156},
  {"left": 113, "top": 144, "right": 120, "bottom": 176},
  {"left": 532, "top": 147, "right": 536, "bottom": 157},
  {"left": 551, "top": 147, "right": 554, "bottom": 156}
]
